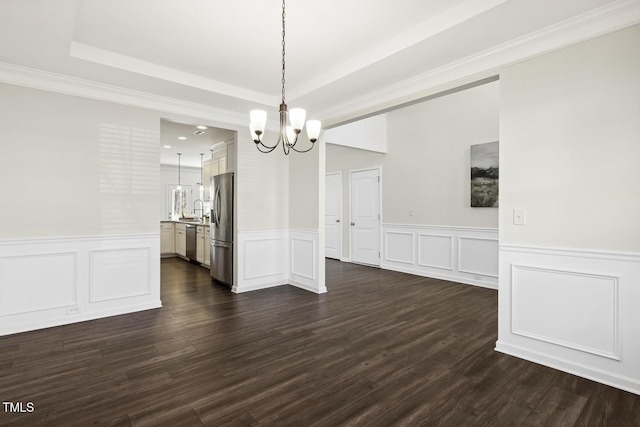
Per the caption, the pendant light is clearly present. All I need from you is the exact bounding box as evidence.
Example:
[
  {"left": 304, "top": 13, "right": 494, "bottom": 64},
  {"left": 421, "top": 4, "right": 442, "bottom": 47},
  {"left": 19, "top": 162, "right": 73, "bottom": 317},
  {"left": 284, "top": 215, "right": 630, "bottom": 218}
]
[
  {"left": 249, "top": 0, "right": 321, "bottom": 155},
  {"left": 199, "top": 153, "right": 204, "bottom": 194},
  {"left": 176, "top": 153, "right": 182, "bottom": 190}
]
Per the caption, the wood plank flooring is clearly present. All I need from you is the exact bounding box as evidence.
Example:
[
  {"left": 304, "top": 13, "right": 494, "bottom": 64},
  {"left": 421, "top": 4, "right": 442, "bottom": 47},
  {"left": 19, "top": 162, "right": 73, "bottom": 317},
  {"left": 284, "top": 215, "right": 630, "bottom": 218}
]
[{"left": 1, "top": 258, "right": 638, "bottom": 426}]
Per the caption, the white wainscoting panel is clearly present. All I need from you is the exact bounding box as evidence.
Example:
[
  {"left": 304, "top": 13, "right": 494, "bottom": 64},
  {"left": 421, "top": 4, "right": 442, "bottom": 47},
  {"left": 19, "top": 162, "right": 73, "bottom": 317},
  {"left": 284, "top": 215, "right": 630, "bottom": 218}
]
[
  {"left": 244, "top": 239, "right": 287, "bottom": 280},
  {"left": 512, "top": 265, "right": 619, "bottom": 360},
  {"left": 418, "top": 234, "right": 453, "bottom": 270},
  {"left": 0, "top": 234, "right": 161, "bottom": 336},
  {"left": 381, "top": 224, "right": 498, "bottom": 289},
  {"left": 458, "top": 237, "right": 499, "bottom": 278},
  {"left": 384, "top": 232, "right": 414, "bottom": 264},
  {"left": 497, "top": 245, "right": 640, "bottom": 395},
  {"left": 0, "top": 252, "right": 77, "bottom": 316},
  {"left": 90, "top": 248, "right": 151, "bottom": 303},
  {"left": 235, "top": 230, "right": 289, "bottom": 293},
  {"left": 290, "top": 229, "right": 326, "bottom": 294},
  {"left": 291, "top": 238, "right": 315, "bottom": 279}
]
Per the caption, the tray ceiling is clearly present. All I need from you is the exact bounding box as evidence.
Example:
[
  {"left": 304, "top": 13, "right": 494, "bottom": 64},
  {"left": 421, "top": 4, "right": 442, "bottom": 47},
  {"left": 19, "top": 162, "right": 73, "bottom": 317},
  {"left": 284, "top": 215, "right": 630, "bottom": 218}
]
[{"left": 0, "top": 0, "right": 632, "bottom": 126}]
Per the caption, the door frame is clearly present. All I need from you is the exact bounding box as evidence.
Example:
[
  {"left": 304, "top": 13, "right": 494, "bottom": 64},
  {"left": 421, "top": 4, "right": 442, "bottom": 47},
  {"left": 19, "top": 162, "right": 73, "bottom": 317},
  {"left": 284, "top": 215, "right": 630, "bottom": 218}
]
[
  {"left": 348, "top": 167, "right": 383, "bottom": 266},
  {"left": 325, "top": 171, "right": 343, "bottom": 261}
]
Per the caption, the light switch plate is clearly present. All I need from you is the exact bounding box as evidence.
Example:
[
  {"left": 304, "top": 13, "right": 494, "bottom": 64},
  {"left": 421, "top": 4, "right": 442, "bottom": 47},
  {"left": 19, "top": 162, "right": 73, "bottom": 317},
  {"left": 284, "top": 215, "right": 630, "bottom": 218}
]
[{"left": 513, "top": 209, "right": 525, "bottom": 225}]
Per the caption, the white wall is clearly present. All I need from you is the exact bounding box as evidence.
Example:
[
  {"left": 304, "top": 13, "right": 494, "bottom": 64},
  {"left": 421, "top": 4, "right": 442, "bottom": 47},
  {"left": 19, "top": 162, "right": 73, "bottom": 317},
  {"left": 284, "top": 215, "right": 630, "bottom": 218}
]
[
  {"left": 497, "top": 25, "right": 640, "bottom": 395},
  {"left": 289, "top": 141, "right": 321, "bottom": 230},
  {"left": 500, "top": 28, "right": 640, "bottom": 252},
  {"left": 323, "top": 115, "right": 388, "bottom": 153},
  {"left": 0, "top": 83, "right": 161, "bottom": 237},
  {"left": 236, "top": 129, "right": 289, "bottom": 231},
  {"left": 0, "top": 83, "right": 161, "bottom": 336},
  {"left": 384, "top": 81, "right": 499, "bottom": 227}
]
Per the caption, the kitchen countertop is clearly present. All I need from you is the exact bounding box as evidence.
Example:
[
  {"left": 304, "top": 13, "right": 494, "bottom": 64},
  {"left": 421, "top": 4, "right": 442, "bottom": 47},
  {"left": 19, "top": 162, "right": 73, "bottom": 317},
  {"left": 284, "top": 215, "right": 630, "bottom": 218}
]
[{"left": 162, "top": 220, "right": 210, "bottom": 227}]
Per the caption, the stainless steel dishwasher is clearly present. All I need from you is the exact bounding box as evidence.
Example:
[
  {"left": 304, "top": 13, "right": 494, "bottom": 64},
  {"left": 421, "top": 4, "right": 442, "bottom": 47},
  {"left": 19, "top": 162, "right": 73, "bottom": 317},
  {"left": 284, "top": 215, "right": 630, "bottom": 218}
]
[{"left": 185, "top": 224, "right": 197, "bottom": 261}]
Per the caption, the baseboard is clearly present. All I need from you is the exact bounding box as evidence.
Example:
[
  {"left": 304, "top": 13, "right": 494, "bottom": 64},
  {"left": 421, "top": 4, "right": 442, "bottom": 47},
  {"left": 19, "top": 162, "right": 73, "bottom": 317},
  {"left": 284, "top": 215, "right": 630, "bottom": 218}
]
[
  {"left": 289, "top": 279, "right": 327, "bottom": 294},
  {"left": 0, "top": 300, "right": 162, "bottom": 337},
  {"left": 232, "top": 279, "right": 289, "bottom": 294},
  {"left": 382, "top": 263, "right": 498, "bottom": 290},
  {"left": 495, "top": 340, "right": 640, "bottom": 396}
]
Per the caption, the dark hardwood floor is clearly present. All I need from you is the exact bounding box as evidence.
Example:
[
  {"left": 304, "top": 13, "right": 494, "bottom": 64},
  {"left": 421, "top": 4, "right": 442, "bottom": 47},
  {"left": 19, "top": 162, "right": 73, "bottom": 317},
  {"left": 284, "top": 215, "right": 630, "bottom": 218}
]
[{"left": 1, "top": 258, "right": 638, "bottom": 426}]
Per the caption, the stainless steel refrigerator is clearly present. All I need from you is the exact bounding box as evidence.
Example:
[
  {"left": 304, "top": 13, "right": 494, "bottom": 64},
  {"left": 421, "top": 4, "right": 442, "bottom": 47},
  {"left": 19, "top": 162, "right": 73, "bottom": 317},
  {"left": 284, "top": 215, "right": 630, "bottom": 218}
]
[{"left": 210, "top": 172, "right": 234, "bottom": 286}]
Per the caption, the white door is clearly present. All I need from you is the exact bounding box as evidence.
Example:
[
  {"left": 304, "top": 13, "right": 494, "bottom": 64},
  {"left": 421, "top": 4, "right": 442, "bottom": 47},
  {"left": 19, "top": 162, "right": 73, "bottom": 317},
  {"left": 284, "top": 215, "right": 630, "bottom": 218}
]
[
  {"left": 325, "top": 172, "right": 342, "bottom": 260},
  {"left": 350, "top": 169, "right": 380, "bottom": 266}
]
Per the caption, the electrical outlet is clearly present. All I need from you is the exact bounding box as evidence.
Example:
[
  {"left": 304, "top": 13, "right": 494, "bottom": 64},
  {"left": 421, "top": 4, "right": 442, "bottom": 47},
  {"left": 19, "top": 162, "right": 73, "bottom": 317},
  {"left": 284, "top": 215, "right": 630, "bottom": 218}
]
[
  {"left": 513, "top": 209, "right": 526, "bottom": 225},
  {"left": 66, "top": 306, "right": 80, "bottom": 315}
]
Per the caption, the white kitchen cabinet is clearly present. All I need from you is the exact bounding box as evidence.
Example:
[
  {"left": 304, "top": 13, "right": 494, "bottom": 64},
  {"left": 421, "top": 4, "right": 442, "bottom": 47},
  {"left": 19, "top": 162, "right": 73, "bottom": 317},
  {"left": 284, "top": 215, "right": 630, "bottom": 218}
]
[
  {"left": 203, "top": 161, "right": 213, "bottom": 202},
  {"left": 203, "top": 144, "right": 233, "bottom": 202},
  {"left": 175, "top": 223, "right": 187, "bottom": 257},
  {"left": 204, "top": 227, "right": 211, "bottom": 267},
  {"left": 196, "top": 225, "right": 206, "bottom": 264},
  {"left": 160, "top": 222, "right": 175, "bottom": 254},
  {"left": 213, "top": 158, "right": 222, "bottom": 175},
  {"left": 225, "top": 142, "right": 235, "bottom": 173}
]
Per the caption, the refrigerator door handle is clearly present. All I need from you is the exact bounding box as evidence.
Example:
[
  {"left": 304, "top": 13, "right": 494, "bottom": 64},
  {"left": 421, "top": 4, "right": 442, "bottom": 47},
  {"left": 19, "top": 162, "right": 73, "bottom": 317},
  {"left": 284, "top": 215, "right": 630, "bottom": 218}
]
[
  {"left": 212, "top": 187, "right": 219, "bottom": 227},
  {"left": 213, "top": 241, "right": 231, "bottom": 249},
  {"left": 216, "top": 186, "right": 221, "bottom": 227},
  {"left": 211, "top": 194, "right": 216, "bottom": 226}
]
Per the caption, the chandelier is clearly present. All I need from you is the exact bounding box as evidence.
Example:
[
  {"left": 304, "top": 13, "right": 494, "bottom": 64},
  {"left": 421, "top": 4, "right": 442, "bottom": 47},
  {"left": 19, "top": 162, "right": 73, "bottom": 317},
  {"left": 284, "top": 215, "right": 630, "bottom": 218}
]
[{"left": 249, "top": 0, "right": 321, "bottom": 155}]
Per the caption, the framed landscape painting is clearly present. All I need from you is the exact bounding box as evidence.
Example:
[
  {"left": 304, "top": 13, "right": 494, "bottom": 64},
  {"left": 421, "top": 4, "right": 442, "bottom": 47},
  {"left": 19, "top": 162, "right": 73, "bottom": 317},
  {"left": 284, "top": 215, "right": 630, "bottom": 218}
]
[{"left": 470, "top": 141, "right": 499, "bottom": 207}]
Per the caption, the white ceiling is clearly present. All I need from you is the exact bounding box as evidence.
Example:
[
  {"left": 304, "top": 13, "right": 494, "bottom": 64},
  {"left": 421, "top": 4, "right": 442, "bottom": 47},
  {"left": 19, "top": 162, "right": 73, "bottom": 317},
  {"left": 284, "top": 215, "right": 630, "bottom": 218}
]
[{"left": 0, "top": 0, "right": 635, "bottom": 133}]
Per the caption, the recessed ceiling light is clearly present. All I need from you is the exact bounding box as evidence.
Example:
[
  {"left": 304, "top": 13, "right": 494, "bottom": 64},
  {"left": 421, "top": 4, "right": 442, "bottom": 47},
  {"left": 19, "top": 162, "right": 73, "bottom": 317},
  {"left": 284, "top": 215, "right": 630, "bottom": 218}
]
[
  {"left": 193, "top": 130, "right": 205, "bottom": 136},
  {"left": 164, "top": 145, "right": 172, "bottom": 148},
  {"left": 197, "top": 125, "right": 208, "bottom": 130},
  {"left": 178, "top": 136, "right": 187, "bottom": 140}
]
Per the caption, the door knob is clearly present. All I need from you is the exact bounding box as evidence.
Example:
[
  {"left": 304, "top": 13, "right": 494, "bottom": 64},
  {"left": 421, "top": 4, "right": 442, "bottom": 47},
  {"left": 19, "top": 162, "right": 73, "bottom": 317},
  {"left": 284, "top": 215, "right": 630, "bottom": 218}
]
[
  {"left": 336, "top": 219, "right": 340, "bottom": 223},
  {"left": 351, "top": 222, "right": 355, "bottom": 226}
]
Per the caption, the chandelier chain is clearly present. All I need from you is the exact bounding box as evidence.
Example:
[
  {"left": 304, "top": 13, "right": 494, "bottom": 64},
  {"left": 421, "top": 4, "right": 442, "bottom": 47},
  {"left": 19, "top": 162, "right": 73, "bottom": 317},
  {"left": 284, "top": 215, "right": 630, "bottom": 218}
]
[
  {"left": 249, "top": 0, "right": 320, "bottom": 155},
  {"left": 281, "top": 0, "right": 286, "bottom": 103}
]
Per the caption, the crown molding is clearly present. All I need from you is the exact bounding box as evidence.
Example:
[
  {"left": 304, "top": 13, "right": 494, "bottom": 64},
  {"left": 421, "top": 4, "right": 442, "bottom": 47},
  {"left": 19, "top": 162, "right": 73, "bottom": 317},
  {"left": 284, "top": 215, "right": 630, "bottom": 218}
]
[
  {"left": 0, "top": 61, "right": 252, "bottom": 128},
  {"left": 69, "top": 41, "right": 278, "bottom": 107},
  {"left": 318, "top": 0, "right": 640, "bottom": 126}
]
